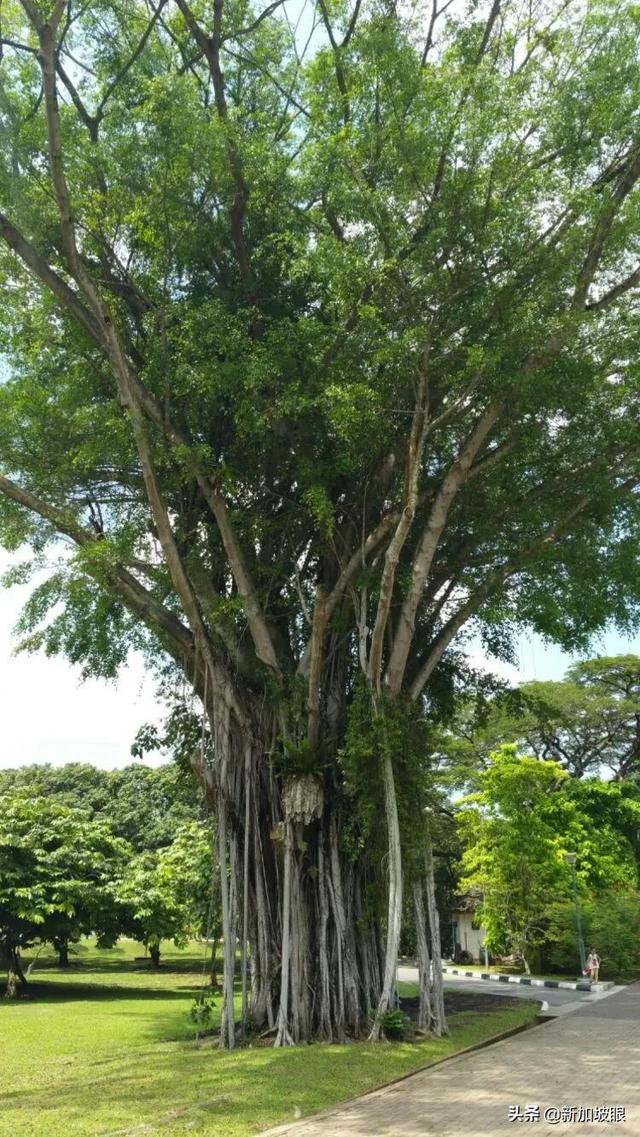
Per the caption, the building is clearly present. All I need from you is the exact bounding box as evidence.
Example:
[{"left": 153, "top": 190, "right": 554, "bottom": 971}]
[{"left": 449, "top": 892, "right": 487, "bottom": 964}]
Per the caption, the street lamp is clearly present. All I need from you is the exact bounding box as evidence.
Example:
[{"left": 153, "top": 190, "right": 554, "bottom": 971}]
[{"left": 564, "top": 852, "right": 586, "bottom": 972}]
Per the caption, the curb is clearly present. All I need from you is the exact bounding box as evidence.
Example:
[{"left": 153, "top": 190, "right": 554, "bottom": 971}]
[
  {"left": 441, "top": 966, "right": 612, "bottom": 992},
  {"left": 260, "top": 1015, "right": 547, "bottom": 1136}
]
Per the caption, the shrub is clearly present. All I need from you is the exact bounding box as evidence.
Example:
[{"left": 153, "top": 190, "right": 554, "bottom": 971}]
[{"left": 374, "top": 1008, "right": 413, "bottom": 1040}]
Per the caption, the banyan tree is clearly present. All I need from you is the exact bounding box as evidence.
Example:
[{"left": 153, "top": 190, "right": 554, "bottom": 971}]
[{"left": 2, "top": 0, "right": 640, "bottom": 1045}]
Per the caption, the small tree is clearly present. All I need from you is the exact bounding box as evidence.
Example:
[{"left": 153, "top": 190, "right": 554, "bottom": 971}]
[
  {"left": 547, "top": 890, "right": 640, "bottom": 981},
  {"left": 0, "top": 791, "right": 129, "bottom": 991},
  {"left": 457, "top": 746, "right": 640, "bottom": 972},
  {"left": 115, "top": 822, "right": 214, "bottom": 966},
  {"left": 457, "top": 747, "right": 574, "bottom": 971}
]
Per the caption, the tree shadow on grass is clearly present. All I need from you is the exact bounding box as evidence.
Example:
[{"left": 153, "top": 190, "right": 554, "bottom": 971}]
[
  {"left": 27, "top": 956, "right": 207, "bottom": 976},
  {"left": 10, "top": 980, "right": 197, "bottom": 1004}
]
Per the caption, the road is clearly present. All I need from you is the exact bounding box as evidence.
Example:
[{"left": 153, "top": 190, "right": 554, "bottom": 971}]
[{"left": 398, "top": 965, "right": 598, "bottom": 1011}]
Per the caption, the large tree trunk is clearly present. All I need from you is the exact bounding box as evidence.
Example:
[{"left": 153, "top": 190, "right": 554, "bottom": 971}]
[
  {"left": 424, "top": 837, "right": 447, "bottom": 1037},
  {"left": 55, "top": 937, "right": 70, "bottom": 968},
  {"left": 192, "top": 690, "right": 389, "bottom": 1045},
  {"left": 148, "top": 944, "right": 161, "bottom": 968},
  {"left": 187, "top": 663, "right": 448, "bottom": 1049},
  {"left": 369, "top": 749, "right": 403, "bottom": 1040},
  {"left": 3, "top": 947, "right": 27, "bottom": 997}
]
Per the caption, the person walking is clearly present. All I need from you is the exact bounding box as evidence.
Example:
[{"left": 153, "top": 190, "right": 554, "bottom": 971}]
[{"left": 585, "top": 947, "right": 600, "bottom": 983}]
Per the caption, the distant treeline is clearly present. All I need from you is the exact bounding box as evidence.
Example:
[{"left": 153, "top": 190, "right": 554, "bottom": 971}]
[{"left": 0, "top": 761, "right": 204, "bottom": 851}]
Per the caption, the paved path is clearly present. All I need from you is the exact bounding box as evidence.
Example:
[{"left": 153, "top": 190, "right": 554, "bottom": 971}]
[
  {"left": 399, "top": 966, "right": 595, "bottom": 1012},
  {"left": 263, "top": 983, "right": 640, "bottom": 1137}
]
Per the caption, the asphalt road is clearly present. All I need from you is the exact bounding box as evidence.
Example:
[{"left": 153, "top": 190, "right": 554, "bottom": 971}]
[{"left": 397, "top": 965, "right": 596, "bottom": 1008}]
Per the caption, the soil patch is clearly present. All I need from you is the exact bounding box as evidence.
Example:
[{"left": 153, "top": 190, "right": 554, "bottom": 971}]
[{"left": 402, "top": 989, "right": 540, "bottom": 1018}]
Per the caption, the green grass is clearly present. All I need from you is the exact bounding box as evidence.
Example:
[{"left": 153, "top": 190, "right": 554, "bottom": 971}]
[{"left": 2, "top": 939, "right": 539, "bottom": 1137}]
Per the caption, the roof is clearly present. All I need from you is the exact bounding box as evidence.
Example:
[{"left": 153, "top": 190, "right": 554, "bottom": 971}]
[{"left": 449, "top": 891, "right": 482, "bottom": 913}]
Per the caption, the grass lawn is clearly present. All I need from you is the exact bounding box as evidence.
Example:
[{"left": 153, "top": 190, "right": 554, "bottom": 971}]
[{"left": 3, "top": 939, "right": 539, "bottom": 1137}]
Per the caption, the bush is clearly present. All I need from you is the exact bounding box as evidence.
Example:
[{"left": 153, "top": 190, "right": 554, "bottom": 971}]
[
  {"left": 189, "top": 993, "right": 217, "bottom": 1031},
  {"left": 374, "top": 1008, "right": 413, "bottom": 1040}
]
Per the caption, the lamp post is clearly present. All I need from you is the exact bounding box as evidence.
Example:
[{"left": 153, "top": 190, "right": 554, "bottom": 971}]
[{"left": 564, "top": 852, "right": 586, "bottom": 972}]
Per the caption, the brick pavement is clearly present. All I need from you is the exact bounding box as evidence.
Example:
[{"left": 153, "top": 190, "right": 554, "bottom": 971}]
[{"left": 262, "top": 984, "right": 640, "bottom": 1137}]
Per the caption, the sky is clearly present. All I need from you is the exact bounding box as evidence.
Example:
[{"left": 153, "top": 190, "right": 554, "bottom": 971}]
[
  {"left": 0, "top": 550, "right": 163, "bottom": 770},
  {"left": 0, "top": 544, "right": 639, "bottom": 771}
]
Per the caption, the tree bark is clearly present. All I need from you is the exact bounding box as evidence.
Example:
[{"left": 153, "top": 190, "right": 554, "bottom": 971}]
[
  {"left": 274, "top": 820, "right": 295, "bottom": 1046},
  {"left": 413, "top": 880, "right": 433, "bottom": 1032},
  {"left": 369, "top": 747, "right": 403, "bottom": 1039},
  {"left": 4, "top": 968, "right": 18, "bottom": 999},
  {"left": 56, "top": 938, "right": 70, "bottom": 968},
  {"left": 424, "top": 837, "right": 447, "bottom": 1036}
]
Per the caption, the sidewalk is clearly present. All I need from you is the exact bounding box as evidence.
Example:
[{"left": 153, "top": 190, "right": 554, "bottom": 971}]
[{"left": 262, "top": 984, "right": 640, "bottom": 1137}]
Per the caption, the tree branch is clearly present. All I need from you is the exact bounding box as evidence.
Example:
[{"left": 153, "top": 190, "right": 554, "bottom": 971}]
[
  {"left": 226, "top": 0, "right": 286, "bottom": 41},
  {"left": 317, "top": 0, "right": 349, "bottom": 124},
  {"left": 341, "top": 0, "right": 362, "bottom": 49},
  {"left": 585, "top": 264, "right": 640, "bottom": 313},
  {"left": 367, "top": 350, "right": 431, "bottom": 691},
  {"left": 409, "top": 493, "right": 603, "bottom": 701},
  {"left": 13, "top": 9, "right": 281, "bottom": 677},
  {"left": 574, "top": 144, "right": 640, "bottom": 309},
  {"left": 96, "top": 0, "right": 169, "bottom": 120},
  {"left": 385, "top": 403, "right": 501, "bottom": 695},
  {"left": 306, "top": 587, "right": 327, "bottom": 748},
  {"left": 174, "top": 0, "right": 255, "bottom": 293},
  {"left": 0, "top": 472, "right": 194, "bottom": 667},
  {"left": 0, "top": 212, "right": 105, "bottom": 347}
]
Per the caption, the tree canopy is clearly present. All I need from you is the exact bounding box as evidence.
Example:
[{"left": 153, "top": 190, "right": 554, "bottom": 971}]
[
  {"left": 0, "top": 781, "right": 214, "bottom": 991},
  {"left": 0, "top": 761, "right": 204, "bottom": 850},
  {"left": 115, "top": 821, "right": 215, "bottom": 965},
  {"left": 2, "top": 0, "right": 640, "bottom": 1043},
  {"left": 443, "top": 655, "right": 640, "bottom": 781},
  {"left": 456, "top": 746, "right": 640, "bottom": 970},
  {"left": 0, "top": 790, "right": 129, "bottom": 982}
]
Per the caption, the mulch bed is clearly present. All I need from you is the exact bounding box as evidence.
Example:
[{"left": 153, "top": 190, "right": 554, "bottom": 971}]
[{"left": 402, "top": 989, "right": 538, "bottom": 1019}]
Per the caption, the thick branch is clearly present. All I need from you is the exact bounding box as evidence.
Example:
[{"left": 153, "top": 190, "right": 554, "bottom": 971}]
[
  {"left": 385, "top": 404, "right": 501, "bottom": 695},
  {"left": 574, "top": 145, "right": 640, "bottom": 309},
  {"left": 409, "top": 493, "right": 597, "bottom": 701},
  {"left": 306, "top": 587, "right": 326, "bottom": 748},
  {"left": 0, "top": 212, "right": 105, "bottom": 347},
  {"left": 367, "top": 354, "right": 430, "bottom": 691},
  {"left": 0, "top": 473, "right": 194, "bottom": 666},
  {"left": 585, "top": 265, "right": 640, "bottom": 313},
  {"left": 317, "top": 0, "right": 349, "bottom": 123},
  {"left": 341, "top": 0, "right": 362, "bottom": 49},
  {"left": 12, "top": 15, "right": 280, "bottom": 676},
  {"left": 296, "top": 510, "right": 397, "bottom": 678}
]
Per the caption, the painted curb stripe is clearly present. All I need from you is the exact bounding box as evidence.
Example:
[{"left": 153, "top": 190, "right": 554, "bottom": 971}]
[{"left": 441, "top": 967, "right": 591, "bottom": 993}]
